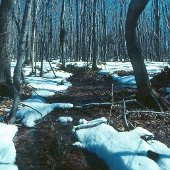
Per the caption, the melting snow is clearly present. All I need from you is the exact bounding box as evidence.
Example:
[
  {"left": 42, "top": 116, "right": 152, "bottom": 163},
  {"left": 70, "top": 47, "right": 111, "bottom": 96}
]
[
  {"left": 12, "top": 60, "right": 74, "bottom": 127},
  {"left": 25, "top": 76, "right": 71, "bottom": 97},
  {"left": 17, "top": 98, "right": 73, "bottom": 127},
  {"left": 57, "top": 116, "right": 73, "bottom": 123},
  {"left": 74, "top": 118, "right": 170, "bottom": 170},
  {"left": 0, "top": 123, "right": 18, "bottom": 170}
]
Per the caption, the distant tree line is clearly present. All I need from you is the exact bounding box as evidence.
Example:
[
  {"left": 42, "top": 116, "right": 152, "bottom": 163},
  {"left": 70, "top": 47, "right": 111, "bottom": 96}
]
[{"left": 6, "top": 0, "right": 170, "bottom": 68}]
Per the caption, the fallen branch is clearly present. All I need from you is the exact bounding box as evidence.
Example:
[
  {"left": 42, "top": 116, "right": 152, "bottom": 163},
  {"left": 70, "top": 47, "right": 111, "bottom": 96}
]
[
  {"left": 73, "top": 120, "right": 107, "bottom": 132},
  {"left": 127, "top": 110, "right": 170, "bottom": 118},
  {"left": 75, "top": 99, "right": 136, "bottom": 109},
  {"left": 123, "top": 99, "right": 129, "bottom": 130},
  {"left": 26, "top": 84, "right": 47, "bottom": 102},
  {"left": 108, "top": 83, "right": 114, "bottom": 125},
  {"left": 19, "top": 103, "right": 43, "bottom": 117}
]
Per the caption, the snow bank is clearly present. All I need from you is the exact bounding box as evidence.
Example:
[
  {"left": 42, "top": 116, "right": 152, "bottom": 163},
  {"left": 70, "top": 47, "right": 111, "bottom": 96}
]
[
  {"left": 43, "top": 70, "right": 72, "bottom": 79},
  {"left": 112, "top": 74, "right": 136, "bottom": 85},
  {"left": 11, "top": 60, "right": 73, "bottom": 127},
  {"left": 0, "top": 164, "right": 18, "bottom": 170},
  {"left": 25, "top": 76, "right": 71, "bottom": 97},
  {"left": 97, "top": 61, "right": 168, "bottom": 87},
  {"left": 74, "top": 118, "right": 170, "bottom": 170},
  {"left": 0, "top": 123, "right": 18, "bottom": 170},
  {"left": 57, "top": 116, "right": 73, "bottom": 123},
  {"left": 17, "top": 98, "right": 73, "bottom": 127}
]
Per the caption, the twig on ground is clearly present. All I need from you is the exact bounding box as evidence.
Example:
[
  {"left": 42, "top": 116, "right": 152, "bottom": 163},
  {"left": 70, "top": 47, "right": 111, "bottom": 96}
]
[
  {"left": 123, "top": 99, "right": 129, "bottom": 130},
  {"left": 26, "top": 84, "right": 46, "bottom": 102},
  {"left": 74, "top": 99, "right": 136, "bottom": 110},
  {"left": 73, "top": 120, "right": 107, "bottom": 132},
  {"left": 108, "top": 83, "right": 114, "bottom": 124},
  {"left": 19, "top": 103, "right": 43, "bottom": 117},
  {"left": 127, "top": 110, "right": 170, "bottom": 118}
]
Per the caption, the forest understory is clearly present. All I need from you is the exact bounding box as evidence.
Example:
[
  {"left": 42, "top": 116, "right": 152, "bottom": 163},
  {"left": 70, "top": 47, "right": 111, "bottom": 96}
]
[{"left": 0, "top": 66, "right": 169, "bottom": 170}]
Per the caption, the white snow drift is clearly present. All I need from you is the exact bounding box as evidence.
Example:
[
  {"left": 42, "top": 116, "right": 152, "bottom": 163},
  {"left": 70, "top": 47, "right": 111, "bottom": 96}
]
[
  {"left": 57, "top": 116, "right": 73, "bottom": 123},
  {"left": 12, "top": 60, "right": 73, "bottom": 127},
  {"left": 25, "top": 76, "right": 71, "bottom": 97},
  {"left": 17, "top": 98, "right": 73, "bottom": 127},
  {"left": 74, "top": 118, "right": 170, "bottom": 170},
  {"left": 0, "top": 123, "right": 18, "bottom": 170}
]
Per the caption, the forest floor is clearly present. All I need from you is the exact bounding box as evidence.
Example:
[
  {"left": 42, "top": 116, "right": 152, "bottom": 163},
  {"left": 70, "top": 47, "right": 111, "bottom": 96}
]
[{"left": 3, "top": 67, "right": 170, "bottom": 170}]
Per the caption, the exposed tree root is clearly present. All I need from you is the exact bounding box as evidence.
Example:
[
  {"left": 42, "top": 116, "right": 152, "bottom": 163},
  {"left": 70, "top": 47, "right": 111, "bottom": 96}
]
[{"left": 136, "top": 90, "right": 170, "bottom": 112}]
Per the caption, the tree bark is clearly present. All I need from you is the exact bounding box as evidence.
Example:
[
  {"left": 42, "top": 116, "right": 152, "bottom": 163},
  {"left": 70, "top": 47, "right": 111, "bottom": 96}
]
[
  {"left": 154, "top": 0, "right": 161, "bottom": 61},
  {"left": 60, "top": 0, "right": 66, "bottom": 68},
  {"left": 9, "top": 0, "right": 32, "bottom": 123},
  {"left": 125, "top": 0, "right": 169, "bottom": 111},
  {"left": 30, "top": 0, "right": 38, "bottom": 73},
  {"left": 0, "top": 0, "right": 13, "bottom": 94},
  {"left": 92, "top": 0, "right": 98, "bottom": 70}
]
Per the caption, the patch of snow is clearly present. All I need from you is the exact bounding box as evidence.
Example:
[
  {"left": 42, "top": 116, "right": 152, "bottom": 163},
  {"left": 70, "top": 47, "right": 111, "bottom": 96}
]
[
  {"left": 0, "top": 164, "right": 18, "bottom": 170},
  {"left": 0, "top": 123, "right": 18, "bottom": 169},
  {"left": 96, "top": 61, "right": 169, "bottom": 88},
  {"left": 32, "top": 89, "right": 55, "bottom": 97},
  {"left": 147, "top": 140, "right": 170, "bottom": 170},
  {"left": 43, "top": 70, "right": 72, "bottom": 79},
  {"left": 79, "top": 119, "right": 88, "bottom": 124},
  {"left": 73, "top": 117, "right": 108, "bottom": 132},
  {"left": 112, "top": 74, "right": 136, "bottom": 85},
  {"left": 66, "top": 62, "right": 88, "bottom": 68},
  {"left": 165, "top": 88, "right": 170, "bottom": 94},
  {"left": 72, "top": 142, "right": 84, "bottom": 148},
  {"left": 111, "top": 74, "right": 153, "bottom": 86},
  {"left": 23, "top": 66, "right": 32, "bottom": 76},
  {"left": 74, "top": 118, "right": 170, "bottom": 170},
  {"left": 25, "top": 76, "right": 71, "bottom": 97},
  {"left": 11, "top": 60, "right": 73, "bottom": 127},
  {"left": 17, "top": 99, "right": 73, "bottom": 127},
  {"left": 57, "top": 116, "right": 73, "bottom": 123},
  {"left": 98, "top": 70, "right": 112, "bottom": 76},
  {"left": 131, "top": 127, "right": 154, "bottom": 137}
]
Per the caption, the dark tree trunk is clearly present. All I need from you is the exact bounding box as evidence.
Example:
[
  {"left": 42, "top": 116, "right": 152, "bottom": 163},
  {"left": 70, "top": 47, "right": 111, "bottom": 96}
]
[
  {"left": 92, "top": 0, "right": 98, "bottom": 70},
  {"left": 60, "top": 0, "right": 65, "bottom": 68},
  {"left": 30, "top": 0, "right": 38, "bottom": 73},
  {"left": 0, "top": 0, "right": 13, "bottom": 96},
  {"left": 154, "top": 0, "right": 161, "bottom": 61},
  {"left": 9, "top": 0, "right": 32, "bottom": 123},
  {"left": 75, "top": 0, "right": 79, "bottom": 61},
  {"left": 125, "top": 0, "right": 169, "bottom": 111}
]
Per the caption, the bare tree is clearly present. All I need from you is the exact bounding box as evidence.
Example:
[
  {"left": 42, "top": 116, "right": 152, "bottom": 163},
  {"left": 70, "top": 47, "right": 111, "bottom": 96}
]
[
  {"left": 30, "top": 0, "right": 38, "bottom": 72},
  {"left": 9, "top": 0, "right": 32, "bottom": 123},
  {"left": 0, "top": 0, "right": 13, "bottom": 96},
  {"left": 92, "top": 0, "right": 98, "bottom": 70},
  {"left": 60, "top": 0, "right": 66, "bottom": 68},
  {"left": 125, "top": 0, "right": 169, "bottom": 111},
  {"left": 154, "top": 0, "right": 161, "bottom": 61},
  {"left": 75, "top": 0, "right": 79, "bottom": 61}
]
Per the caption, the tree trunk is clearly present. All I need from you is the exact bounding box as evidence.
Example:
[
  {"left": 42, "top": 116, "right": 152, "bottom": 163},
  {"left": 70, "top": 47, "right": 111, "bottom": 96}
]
[
  {"left": 92, "top": 0, "right": 98, "bottom": 70},
  {"left": 0, "top": 0, "right": 13, "bottom": 96},
  {"left": 125, "top": 0, "right": 169, "bottom": 111},
  {"left": 9, "top": 0, "right": 32, "bottom": 123},
  {"left": 30, "top": 0, "right": 38, "bottom": 73},
  {"left": 60, "top": 0, "right": 65, "bottom": 68},
  {"left": 154, "top": 0, "right": 161, "bottom": 61},
  {"left": 75, "top": 0, "right": 79, "bottom": 61}
]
